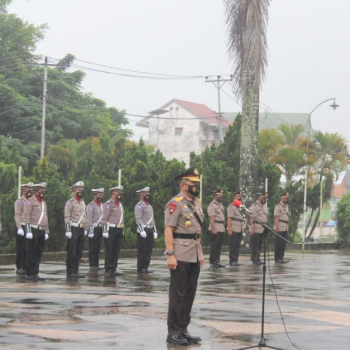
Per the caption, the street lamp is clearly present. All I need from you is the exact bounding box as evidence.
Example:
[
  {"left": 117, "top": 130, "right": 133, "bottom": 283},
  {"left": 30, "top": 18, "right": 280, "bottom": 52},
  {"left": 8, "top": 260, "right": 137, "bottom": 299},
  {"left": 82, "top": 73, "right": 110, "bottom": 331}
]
[{"left": 302, "top": 98, "right": 339, "bottom": 253}]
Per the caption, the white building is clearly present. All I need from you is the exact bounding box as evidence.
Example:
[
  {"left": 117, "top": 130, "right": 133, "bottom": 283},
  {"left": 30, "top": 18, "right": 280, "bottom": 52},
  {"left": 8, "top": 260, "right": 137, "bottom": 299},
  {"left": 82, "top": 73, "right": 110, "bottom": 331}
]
[{"left": 136, "top": 99, "right": 230, "bottom": 165}]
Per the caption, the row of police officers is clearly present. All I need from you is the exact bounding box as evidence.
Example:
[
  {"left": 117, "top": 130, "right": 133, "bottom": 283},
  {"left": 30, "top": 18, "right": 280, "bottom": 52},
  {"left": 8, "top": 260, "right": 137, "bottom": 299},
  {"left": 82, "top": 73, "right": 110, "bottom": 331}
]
[
  {"left": 12, "top": 166, "right": 289, "bottom": 346},
  {"left": 14, "top": 181, "right": 157, "bottom": 280}
]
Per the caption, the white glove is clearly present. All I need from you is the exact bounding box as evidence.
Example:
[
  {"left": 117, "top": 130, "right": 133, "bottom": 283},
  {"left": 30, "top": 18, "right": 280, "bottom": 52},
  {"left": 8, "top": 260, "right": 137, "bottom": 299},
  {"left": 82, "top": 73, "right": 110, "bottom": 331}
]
[
  {"left": 140, "top": 230, "right": 147, "bottom": 238},
  {"left": 153, "top": 231, "right": 158, "bottom": 239},
  {"left": 26, "top": 232, "right": 33, "bottom": 239},
  {"left": 17, "top": 228, "right": 24, "bottom": 236},
  {"left": 45, "top": 233, "right": 49, "bottom": 240},
  {"left": 84, "top": 230, "right": 88, "bottom": 236},
  {"left": 103, "top": 231, "right": 109, "bottom": 239},
  {"left": 65, "top": 231, "right": 72, "bottom": 239},
  {"left": 88, "top": 233, "right": 94, "bottom": 238}
]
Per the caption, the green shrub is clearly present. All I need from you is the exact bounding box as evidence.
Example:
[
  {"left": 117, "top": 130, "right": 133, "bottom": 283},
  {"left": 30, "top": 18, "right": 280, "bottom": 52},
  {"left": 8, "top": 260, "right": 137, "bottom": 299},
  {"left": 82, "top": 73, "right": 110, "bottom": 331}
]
[{"left": 335, "top": 193, "right": 350, "bottom": 248}]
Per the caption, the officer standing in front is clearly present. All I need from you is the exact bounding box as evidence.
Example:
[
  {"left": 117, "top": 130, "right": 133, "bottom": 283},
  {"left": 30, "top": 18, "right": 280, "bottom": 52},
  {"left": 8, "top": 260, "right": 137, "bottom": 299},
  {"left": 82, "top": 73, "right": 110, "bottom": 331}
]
[
  {"left": 164, "top": 166, "right": 205, "bottom": 346},
  {"left": 14, "top": 182, "right": 34, "bottom": 275},
  {"left": 87, "top": 188, "right": 104, "bottom": 270},
  {"left": 274, "top": 192, "right": 290, "bottom": 263},
  {"left": 24, "top": 182, "right": 48, "bottom": 281},
  {"left": 208, "top": 189, "right": 226, "bottom": 268},
  {"left": 250, "top": 192, "right": 268, "bottom": 265},
  {"left": 64, "top": 181, "right": 87, "bottom": 278},
  {"left": 227, "top": 190, "right": 244, "bottom": 266},
  {"left": 135, "top": 186, "right": 157, "bottom": 273},
  {"left": 101, "top": 186, "right": 124, "bottom": 276}
]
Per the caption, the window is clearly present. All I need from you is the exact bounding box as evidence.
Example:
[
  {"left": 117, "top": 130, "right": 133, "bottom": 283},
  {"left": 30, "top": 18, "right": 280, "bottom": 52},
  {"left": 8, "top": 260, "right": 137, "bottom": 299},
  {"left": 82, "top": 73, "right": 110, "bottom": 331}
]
[
  {"left": 175, "top": 127, "right": 183, "bottom": 136},
  {"left": 203, "top": 127, "right": 209, "bottom": 140}
]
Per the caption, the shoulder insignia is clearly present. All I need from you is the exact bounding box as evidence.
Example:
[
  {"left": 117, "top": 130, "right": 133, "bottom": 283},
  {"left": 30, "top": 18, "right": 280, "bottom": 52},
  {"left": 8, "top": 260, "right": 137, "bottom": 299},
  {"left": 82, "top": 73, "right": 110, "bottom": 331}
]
[
  {"left": 175, "top": 197, "right": 183, "bottom": 202},
  {"left": 168, "top": 203, "right": 177, "bottom": 215},
  {"left": 197, "top": 198, "right": 201, "bottom": 202}
]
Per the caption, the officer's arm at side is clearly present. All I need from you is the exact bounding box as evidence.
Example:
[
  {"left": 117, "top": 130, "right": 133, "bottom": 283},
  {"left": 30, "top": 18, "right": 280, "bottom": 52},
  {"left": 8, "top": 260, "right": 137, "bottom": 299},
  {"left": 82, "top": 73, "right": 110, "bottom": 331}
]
[{"left": 164, "top": 225, "right": 177, "bottom": 270}]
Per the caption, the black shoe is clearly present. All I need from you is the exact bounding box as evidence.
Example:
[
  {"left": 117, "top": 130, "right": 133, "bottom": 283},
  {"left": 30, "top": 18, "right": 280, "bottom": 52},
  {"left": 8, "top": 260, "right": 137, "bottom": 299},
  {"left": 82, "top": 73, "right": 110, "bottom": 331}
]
[
  {"left": 34, "top": 275, "right": 45, "bottom": 281},
  {"left": 166, "top": 335, "right": 188, "bottom": 345},
  {"left": 181, "top": 332, "right": 202, "bottom": 344},
  {"left": 67, "top": 273, "right": 79, "bottom": 278},
  {"left": 115, "top": 270, "right": 124, "bottom": 276},
  {"left": 230, "top": 262, "right": 243, "bottom": 266},
  {"left": 252, "top": 261, "right": 261, "bottom": 266},
  {"left": 75, "top": 273, "right": 85, "bottom": 278},
  {"left": 106, "top": 271, "right": 116, "bottom": 276},
  {"left": 216, "top": 262, "right": 226, "bottom": 268},
  {"left": 90, "top": 266, "right": 98, "bottom": 271},
  {"left": 98, "top": 267, "right": 104, "bottom": 270},
  {"left": 138, "top": 268, "right": 153, "bottom": 274},
  {"left": 26, "top": 275, "right": 37, "bottom": 281},
  {"left": 275, "top": 260, "right": 283, "bottom": 263},
  {"left": 16, "top": 268, "right": 26, "bottom": 275}
]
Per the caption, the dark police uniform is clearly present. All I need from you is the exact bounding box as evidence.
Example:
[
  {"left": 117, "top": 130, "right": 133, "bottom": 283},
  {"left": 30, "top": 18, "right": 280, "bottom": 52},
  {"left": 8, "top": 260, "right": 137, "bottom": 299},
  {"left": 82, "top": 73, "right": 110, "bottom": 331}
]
[
  {"left": 135, "top": 198, "right": 155, "bottom": 272},
  {"left": 64, "top": 182, "right": 87, "bottom": 276},
  {"left": 274, "top": 197, "right": 289, "bottom": 262},
  {"left": 250, "top": 200, "right": 267, "bottom": 264},
  {"left": 101, "top": 196, "right": 124, "bottom": 275},
  {"left": 227, "top": 202, "right": 244, "bottom": 264},
  {"left": 24, "top": 183, "right": 48, "bottom": 280},
  {"left": 207, "top": 194, "right": 225, "bottom": 267},
  {"left": 87, "top": 191, "right": 104, "bottom": 270}
]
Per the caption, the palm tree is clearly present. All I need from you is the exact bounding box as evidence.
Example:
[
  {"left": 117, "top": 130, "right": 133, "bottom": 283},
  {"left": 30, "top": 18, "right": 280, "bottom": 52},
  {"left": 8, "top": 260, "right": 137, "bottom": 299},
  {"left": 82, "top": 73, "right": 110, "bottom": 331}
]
[{"left": 224, "top": 0, "right": 270, "bottom": 206}]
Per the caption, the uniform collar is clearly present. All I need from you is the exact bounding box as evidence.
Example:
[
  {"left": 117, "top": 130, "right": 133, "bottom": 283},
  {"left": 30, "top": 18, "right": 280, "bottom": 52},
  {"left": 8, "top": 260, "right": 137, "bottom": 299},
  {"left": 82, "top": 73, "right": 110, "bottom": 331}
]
[
  {"left": 34, "top": 194, "right": 42, "bottom": 203},
  {"left": 141, "top": 199, "right": 149, "bottom": 206},
  {"left": 74, "top": 196, "right": 82, "bottom": 203},
  {"left": 94, "top": 199, "right": 102, "bottom": 207}
]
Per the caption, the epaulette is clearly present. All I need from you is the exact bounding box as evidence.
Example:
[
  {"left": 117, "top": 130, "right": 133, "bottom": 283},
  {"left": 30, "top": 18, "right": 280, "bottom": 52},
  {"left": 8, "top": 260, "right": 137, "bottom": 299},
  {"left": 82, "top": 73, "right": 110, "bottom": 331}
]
[
  {"left": 106, "top": 200, "right": 112, "bottom": 204},
  {"left": 175, "top": 196, "right": 183, "bottom": 202},
  {"left": 197, "top": 198, "right": 201, "bottom": 202}
]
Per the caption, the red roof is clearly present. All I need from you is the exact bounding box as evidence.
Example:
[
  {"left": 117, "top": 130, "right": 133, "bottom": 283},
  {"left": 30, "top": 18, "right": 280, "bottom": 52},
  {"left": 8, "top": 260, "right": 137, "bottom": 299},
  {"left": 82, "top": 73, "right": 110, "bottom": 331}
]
[
  {"left": 136, "top": 98, "right": 231, "bottom": 128},
  {"left": 171, "top": 99, "right": 231, "bottom": 127}
]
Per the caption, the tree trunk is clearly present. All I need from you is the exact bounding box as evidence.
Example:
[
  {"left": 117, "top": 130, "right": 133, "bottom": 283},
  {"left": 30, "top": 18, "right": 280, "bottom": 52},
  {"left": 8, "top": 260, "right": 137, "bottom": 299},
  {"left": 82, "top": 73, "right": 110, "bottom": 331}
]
[
  {"left": 306, "top": 208, "right": 314, "bottom": 233},
  {"left": 308, "top": 207, "right": 320, "bottom": 239},
  {"left": 239, "top": 71, "right": 259, "bottom": 247}
]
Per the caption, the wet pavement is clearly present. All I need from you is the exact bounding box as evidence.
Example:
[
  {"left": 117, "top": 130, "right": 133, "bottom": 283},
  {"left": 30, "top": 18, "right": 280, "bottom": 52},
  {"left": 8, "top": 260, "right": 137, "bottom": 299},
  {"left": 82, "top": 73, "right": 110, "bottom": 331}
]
[{"left": 0, "top": 250, "right": 349, "bottom": 350}]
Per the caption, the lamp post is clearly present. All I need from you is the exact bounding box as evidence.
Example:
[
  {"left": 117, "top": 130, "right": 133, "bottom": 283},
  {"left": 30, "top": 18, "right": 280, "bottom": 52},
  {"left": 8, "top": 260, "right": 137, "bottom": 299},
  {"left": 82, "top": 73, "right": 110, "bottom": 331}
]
[{"left": 302, "top": 98, "right": 339, "bottom": 254}]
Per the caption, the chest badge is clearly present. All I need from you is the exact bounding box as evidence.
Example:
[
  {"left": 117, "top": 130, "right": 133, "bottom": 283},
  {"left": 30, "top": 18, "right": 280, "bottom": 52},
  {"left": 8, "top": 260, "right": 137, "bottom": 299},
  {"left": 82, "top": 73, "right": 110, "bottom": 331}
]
[{"left": 185, "top": 220, "right": 192, "bottom": 228}]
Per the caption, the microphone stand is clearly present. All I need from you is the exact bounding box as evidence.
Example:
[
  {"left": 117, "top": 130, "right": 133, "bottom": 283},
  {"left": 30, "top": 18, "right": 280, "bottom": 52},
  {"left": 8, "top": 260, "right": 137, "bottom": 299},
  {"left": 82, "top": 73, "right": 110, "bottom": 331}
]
[{"left": 235, "top": 209, "right": 292, "bottom": 350}]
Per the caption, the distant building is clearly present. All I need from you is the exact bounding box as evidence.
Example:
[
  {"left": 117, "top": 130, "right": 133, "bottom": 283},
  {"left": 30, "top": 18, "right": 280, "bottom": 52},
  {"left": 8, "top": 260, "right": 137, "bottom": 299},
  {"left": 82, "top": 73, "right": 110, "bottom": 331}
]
[
  {"left": 136, "top": 99, "right": 230, "bottom": 165},
  {"left": 137, "top": 99, "right": 310, "bottom": 165}
]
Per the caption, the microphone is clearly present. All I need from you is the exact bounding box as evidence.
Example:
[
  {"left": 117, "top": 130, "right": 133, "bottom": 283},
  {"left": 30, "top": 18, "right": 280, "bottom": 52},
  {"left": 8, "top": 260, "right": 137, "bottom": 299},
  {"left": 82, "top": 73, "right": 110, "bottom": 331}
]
[{"left": 233, "top": 199, "right": 242, "bottom": 208}]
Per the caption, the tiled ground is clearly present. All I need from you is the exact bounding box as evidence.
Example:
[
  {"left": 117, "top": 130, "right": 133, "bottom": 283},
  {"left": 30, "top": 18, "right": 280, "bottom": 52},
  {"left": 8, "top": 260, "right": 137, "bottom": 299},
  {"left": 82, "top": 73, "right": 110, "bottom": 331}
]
[{"left": 0, "top": 250, "right": 349, "bottom": 349}]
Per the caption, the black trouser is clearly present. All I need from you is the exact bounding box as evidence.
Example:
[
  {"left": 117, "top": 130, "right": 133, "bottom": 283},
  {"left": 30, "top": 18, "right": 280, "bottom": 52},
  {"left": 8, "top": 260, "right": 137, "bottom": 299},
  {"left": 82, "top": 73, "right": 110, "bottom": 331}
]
[
  {"left": 250, "top": 232, "right": 264, "bottom": 262},
  {"left": 66, "top": 226, "right": 85, "bottom": 274},
  {"left": 275, "top": 231, "right": 288, "bottom": 262},
  {"left": 25, "top": 227, "right": 45, "bottom": 276},
  {"left": 16, "top": 225, "right": 26, "bottom": 270},
  {"left": 104, "top": 227, "right": 123, "bottom": 273},
  {"left": 167, "top": 261, "right": 200, "bottom": 336},
  {"left": 137, "top": 228, "right": 154, "bottom": 271},
  {"left": 89, "top": 227, "right": 102, "bottom": 268},
  {"left": 209, "top": 231, "right": 225, "bottom": 264},
  {"left": 229, "top": 231, "right": 242, "bottom": 263}
]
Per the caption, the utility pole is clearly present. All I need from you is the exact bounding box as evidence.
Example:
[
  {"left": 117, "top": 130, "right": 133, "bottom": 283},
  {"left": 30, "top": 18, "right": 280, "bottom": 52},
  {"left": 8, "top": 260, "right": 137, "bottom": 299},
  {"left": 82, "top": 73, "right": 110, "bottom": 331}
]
[
  {"left": 40, "top": 56, "right": 48, "bottom": 160},
  {"left": 205, "top": 75, "right": 232, "bottom": 142}
]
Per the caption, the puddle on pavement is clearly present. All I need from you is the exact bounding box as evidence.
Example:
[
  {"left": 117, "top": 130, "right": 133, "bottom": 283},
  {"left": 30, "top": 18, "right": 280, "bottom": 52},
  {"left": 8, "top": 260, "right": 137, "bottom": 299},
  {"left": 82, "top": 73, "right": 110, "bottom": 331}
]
[{"left": 20, "top": 299, "right": 58, "bottom": 306}]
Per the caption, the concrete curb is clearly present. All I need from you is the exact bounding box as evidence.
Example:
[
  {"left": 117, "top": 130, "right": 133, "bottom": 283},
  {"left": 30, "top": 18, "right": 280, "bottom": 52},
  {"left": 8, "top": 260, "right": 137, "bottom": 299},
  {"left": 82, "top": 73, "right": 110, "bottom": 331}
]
[{"left": 0, "top": 242, "right": 338, "bottom": 265}]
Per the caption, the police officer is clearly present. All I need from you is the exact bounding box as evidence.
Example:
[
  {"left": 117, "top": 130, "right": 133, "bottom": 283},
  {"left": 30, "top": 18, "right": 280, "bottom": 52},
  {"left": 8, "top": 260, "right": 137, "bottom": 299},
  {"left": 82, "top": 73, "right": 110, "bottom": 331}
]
[
  {"left": 227, "top": 190, "right": 244, "bottom": 266},
  {"left": 65, "top": 181, "right": 87, "bottom": 278},
  {"left": 250, "top": 192, "right": 268, "bottom": 265},
  {"left": 87, "top": 188, "right": 104, "bottom": 270},
  {"left": 24, "top": 183, "right": 48, "bottom": 281},
  {"left": 101, "top": 186, "right": 124, "bottom": 276},
  {"left": 14, "top": 182, "right": 34, "bottom": 275},
  {"left": 208, "top": 189, "right": 226, "bottom": 268},
  {"left": 274, "top": 192, "right": 290, "bottom": 263},
  {"left": 164, "top": 166, "right": 204, "bottom": 345},
  {"left": 135, "top": 186, "right": 157, "bottom": 273}
]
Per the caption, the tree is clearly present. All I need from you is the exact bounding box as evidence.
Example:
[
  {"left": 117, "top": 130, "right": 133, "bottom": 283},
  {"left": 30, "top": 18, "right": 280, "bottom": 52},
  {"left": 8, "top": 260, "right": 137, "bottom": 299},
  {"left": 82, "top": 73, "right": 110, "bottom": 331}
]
[
  {"left": 224, "top": 0, "right": 270, "bottom": 207},
  {"left": 335, "top": 193, "right": 350, "bottom": 248}
]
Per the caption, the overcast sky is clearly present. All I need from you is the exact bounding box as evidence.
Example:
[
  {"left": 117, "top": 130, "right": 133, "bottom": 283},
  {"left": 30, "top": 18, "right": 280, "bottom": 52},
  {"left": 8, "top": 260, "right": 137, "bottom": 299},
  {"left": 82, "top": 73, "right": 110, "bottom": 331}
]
[{"left": 8, "top": 0, "right": 350, "bottom": 144}]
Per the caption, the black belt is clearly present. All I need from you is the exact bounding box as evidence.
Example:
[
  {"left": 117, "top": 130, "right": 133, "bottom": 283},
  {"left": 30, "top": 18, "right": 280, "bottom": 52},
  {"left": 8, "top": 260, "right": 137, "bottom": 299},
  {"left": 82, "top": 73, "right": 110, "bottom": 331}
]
[
  {"left": 214, "top": 220, "right": 225, "bottom": 224},
  {"left": 231, "top": 218, "right": 244, "bottom": 222},
  {"left": 279, "top": 220, "right": 289, "bottom": 224},
  {"left": 173, "top": 233, "right": 201, "bottom": 241}
]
